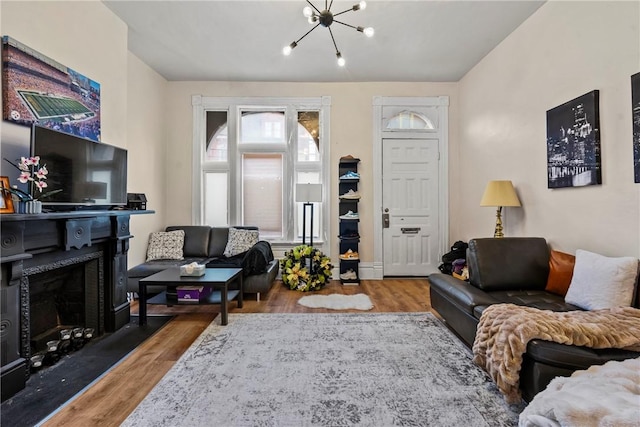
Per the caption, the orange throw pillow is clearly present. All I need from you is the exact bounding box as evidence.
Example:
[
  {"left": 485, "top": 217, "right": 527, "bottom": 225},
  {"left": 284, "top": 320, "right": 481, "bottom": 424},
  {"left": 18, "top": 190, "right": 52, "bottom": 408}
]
[{"left": 545, "top": 250, "right": 576, "bottom": 296}]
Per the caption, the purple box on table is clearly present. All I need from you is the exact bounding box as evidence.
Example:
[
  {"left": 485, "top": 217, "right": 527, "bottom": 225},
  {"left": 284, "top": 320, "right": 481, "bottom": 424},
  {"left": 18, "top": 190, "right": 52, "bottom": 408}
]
[{"left": 177, "top": 286, "right": 210, "bottom": 303}]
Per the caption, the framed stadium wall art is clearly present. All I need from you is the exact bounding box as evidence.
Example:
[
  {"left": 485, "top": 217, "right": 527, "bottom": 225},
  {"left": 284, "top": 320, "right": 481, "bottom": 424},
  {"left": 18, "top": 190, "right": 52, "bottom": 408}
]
[
  {"left": 1, "top": 36, "right": 101, "bottom": 141},
  {"left": 632, "top": 72, "right": 640, "bottom": 183},
  {"left": 546, "top": 90, "right": 601, "bottom": 188}
]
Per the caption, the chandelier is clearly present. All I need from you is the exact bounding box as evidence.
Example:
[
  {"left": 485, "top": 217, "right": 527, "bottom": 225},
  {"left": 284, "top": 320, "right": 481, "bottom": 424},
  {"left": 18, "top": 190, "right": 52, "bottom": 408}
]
[{"left": 283, "top": 1, "right": 374, "bottom": 67}]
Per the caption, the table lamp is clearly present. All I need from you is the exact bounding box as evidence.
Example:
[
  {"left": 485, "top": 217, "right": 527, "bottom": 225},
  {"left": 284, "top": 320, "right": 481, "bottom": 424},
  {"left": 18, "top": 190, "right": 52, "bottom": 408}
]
[
  {"left": 480, "top": 180, "right": 521, "bottom": 238},
  {"left": 296, "top": 183, "right": 322, "bottom": 246}
]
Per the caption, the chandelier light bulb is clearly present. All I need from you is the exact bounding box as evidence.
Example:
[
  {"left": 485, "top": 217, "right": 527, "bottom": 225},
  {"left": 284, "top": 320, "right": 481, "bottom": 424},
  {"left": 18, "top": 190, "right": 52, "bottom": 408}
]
[
  {"left": 359, "top": 1, "right": 367, "bottom": 10},
  {"left": 364, "top": 27, "right": 374, "bottom": 37},
  {"left": 302, "top": 6, "right": 313, "bottom": 18},
  {"left": 283, "top": 41, "right": 297, "bottom": 56},
  {"left": 336, "top": 53, "right": 346, "bottom": 67},
  {"left": 308, "top": 15, "right": 317, "bottom": 24}
]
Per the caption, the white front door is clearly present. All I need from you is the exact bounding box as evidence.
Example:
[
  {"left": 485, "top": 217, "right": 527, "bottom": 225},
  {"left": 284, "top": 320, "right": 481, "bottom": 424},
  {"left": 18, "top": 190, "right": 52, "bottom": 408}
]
[{"left": 382, "top": 138, "right": 440, "bottom": 276}]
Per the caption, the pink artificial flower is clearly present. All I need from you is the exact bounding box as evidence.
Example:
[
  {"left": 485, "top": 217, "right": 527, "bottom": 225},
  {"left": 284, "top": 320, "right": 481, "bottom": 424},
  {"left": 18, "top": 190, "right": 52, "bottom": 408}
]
[
  {"left": 34, "top": 180, "right": 47, "bottom": 192},
  {"left": 24, "top": 156, "right": 39, "bottom": 166},
  {"left": 18, "top": 171, "right": 31, "bottom": 183},
  {"left": 18, "top": 157, "right": 30, "bottom": 171},
  {"left": 35, "top": 166, "right": 48, "bottom": 179}
]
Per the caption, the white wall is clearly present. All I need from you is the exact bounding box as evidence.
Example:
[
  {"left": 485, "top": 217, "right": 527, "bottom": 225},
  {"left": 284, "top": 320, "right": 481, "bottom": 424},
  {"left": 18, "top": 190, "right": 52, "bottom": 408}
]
[
  {"left": 0, "top": 1, "right": 167, "bottom": 266},
  {"left": 457, "top": 1, "right": 640, "bottom": 257},
  {"left": 126, "top": 53, "right": 168, "bottom": 266},
  {"left": 164, "top": 82, "right": 459, "bottom": 263}
]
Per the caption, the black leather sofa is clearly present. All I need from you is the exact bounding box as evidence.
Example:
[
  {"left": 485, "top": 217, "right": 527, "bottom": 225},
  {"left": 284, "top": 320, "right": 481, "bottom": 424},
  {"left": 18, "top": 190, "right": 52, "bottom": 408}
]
[
  {"left": 128, "top": 226, "right": 279, "bottom": 301},
  {"left": 428, "top": 237, "right": 640, "bottom": 402}
]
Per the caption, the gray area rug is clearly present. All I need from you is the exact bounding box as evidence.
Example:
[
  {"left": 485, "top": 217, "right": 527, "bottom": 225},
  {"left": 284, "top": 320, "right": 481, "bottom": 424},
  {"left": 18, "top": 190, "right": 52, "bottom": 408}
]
[{"left": 123, "top": 313, "right": 523, "bottom": 426}]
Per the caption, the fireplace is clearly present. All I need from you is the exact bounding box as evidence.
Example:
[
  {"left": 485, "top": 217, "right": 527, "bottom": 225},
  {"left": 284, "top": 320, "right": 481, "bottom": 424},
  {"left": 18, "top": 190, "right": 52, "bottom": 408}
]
[
  {"left": 25, "top": 254, "right": 103, "bottom": 356},
  {"left": 0, "top": 210, "right": 152, "bottom": 401}
]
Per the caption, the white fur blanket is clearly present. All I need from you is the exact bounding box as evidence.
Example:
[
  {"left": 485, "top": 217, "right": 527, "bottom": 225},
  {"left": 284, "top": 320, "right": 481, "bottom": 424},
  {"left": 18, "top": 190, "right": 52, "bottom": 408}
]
[
  {"left": 473, "top": 304, "right": 640, "bottom": 403},
  {"left": 519, "top": 357, "right": 640, "bottom": 427}
]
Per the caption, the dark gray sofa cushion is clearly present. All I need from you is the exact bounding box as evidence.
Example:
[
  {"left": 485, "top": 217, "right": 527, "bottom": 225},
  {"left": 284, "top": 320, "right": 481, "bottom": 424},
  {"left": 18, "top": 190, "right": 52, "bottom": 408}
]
[
  {"left": 206, "top": 256, "right": 243, "bottom": 269},
  {"left": 166, "top": 226, "right": 211, "bottom": 257},
  {"left": 467, "top": 237, "right": 550, "bottom": 291},
  {"left": 208, "top": 227, "right": 230, "bottom": 257},
  {"left": 486, "top": 290, "right": 580, "bottom": 312},
  {"left": 472, "top": 292, "right": 581, "bottom": 320}
]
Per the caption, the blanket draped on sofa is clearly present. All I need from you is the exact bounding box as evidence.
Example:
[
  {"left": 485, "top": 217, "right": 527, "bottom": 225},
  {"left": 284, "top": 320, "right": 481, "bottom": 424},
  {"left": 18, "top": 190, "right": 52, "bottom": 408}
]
[{"left": 472, "top": 304, "right": 640, "bottom": 403}]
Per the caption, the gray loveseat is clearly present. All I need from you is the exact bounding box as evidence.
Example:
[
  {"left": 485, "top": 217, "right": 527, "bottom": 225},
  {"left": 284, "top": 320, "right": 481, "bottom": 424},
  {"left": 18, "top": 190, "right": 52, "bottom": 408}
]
[{"left": 127, "top": 225, "right": 279, "bottom": 301}]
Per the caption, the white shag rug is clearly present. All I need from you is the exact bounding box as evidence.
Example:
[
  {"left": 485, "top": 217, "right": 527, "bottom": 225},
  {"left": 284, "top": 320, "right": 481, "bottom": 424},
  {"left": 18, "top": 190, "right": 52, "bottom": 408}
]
[{"left": 297, "top": 293, "right": 374, "bottom": 310}]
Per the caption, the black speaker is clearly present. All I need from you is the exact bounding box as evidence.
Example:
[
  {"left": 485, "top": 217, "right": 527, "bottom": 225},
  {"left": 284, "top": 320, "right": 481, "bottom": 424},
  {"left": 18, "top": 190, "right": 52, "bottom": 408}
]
[{"left": 126, "top": 193, "right": 147, "bottom": 210}]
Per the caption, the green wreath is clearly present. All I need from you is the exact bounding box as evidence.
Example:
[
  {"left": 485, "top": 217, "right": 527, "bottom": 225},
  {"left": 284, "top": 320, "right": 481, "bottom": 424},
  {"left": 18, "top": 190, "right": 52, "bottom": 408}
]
[{"left": 280, "top": 245, "right": 333, "bottom": 292}]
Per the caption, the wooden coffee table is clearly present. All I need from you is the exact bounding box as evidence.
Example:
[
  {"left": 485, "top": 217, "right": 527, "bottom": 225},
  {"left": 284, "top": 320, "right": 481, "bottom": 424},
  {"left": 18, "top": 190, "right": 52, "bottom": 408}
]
[{"left": 139, "top": 268, "right": 243, "bottom": 326}]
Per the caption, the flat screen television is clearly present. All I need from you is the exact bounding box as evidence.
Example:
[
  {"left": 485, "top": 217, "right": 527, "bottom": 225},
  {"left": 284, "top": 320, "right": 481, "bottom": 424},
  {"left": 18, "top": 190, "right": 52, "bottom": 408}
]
[{"left": 30, "top": 125, "right": 128, "bottom": 209}]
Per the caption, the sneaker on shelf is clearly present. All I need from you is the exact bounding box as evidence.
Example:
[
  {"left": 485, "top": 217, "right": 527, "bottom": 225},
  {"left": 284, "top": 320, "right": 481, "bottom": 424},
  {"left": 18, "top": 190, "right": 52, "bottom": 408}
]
[
  {"left": 339, "top": 171, "right": 360, "bottom": 180},
  {"left": 339, "top": 189, "right": 361, "bottom": 200},
  {"left": 339, "top": 249, "right": 359, "bottom": 260},
  {"left": 340, "top": 154, "right": 357, "bottom": 161},
  {"left": 339, "top": 269, "right": 358, "bottom": 280},
  {"left": 338, "top": 233, "right": 360, "bottom": 240},
  {"left": 339, "top": 210, "right": 359, "bottom": 220}
]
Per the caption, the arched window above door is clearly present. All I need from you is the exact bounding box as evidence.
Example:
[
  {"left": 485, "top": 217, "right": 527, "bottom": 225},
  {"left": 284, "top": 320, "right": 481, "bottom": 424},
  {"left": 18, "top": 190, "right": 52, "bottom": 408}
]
[{"left": 385, "top": 110, "right": 435, "bottom": 130}]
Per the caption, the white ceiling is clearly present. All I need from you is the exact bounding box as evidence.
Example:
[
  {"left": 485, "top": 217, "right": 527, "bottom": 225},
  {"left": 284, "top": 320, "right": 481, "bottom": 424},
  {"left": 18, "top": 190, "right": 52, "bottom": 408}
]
[{"left": 103, "top": 0, "right": 545, "bottom": 82}]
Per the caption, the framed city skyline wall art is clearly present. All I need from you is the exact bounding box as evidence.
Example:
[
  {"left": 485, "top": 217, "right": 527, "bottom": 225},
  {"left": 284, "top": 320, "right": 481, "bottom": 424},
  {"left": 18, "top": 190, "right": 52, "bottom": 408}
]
[
  {"left": 632, "top": 72, "right": 640, "bottom": 183},
  {"left": 546, "top": 90, "right": 601, "bottom": 188},
  {"left": 1, "top": 36, "right": 101, "bottom": 141}
]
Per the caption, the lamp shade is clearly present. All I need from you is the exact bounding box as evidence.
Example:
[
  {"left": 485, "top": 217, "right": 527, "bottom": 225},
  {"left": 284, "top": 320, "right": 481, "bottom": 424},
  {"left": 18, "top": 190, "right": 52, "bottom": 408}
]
[
  {"left": 480, "top": 180, "right": 521, "bottom": 207},
  {"left": 296, "top": 183, "right": 323, "bottom": 203}
]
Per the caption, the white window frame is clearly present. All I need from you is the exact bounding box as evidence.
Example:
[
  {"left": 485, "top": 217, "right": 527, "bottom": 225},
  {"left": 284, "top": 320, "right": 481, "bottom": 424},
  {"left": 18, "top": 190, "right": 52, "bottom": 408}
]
[{"left": 192, "top": 95, "right": 331, "bottom": 251}]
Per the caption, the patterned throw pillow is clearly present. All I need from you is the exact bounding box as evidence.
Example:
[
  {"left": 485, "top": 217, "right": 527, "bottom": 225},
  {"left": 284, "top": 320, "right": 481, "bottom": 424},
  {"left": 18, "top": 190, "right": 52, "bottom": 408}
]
[
  {"left": 146, "top": 230, "right": 185, "bottom": 261},
  {"left": 223, "top": 228, "right": 259, "bottom": 257}
]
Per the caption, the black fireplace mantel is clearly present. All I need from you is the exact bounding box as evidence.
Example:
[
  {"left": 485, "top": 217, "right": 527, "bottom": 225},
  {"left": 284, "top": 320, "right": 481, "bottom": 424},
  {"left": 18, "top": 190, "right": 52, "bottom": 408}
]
[{"left": 0, "top": 209, "right": 154, "bottom": 401}]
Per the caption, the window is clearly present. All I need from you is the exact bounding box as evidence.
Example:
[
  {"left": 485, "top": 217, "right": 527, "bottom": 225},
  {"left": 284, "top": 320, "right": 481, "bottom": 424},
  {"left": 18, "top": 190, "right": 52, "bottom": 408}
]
[
  {"left": 241, "top": 111, "right": 286, "bottom": 144},
  {"left": 242, "top": 153, "right": 283, "bottom": 238},
  {"left": 194, "top": 97, "right": 330, "bottom": 245},
  {"left": 203, "top": 172, "right": 227, "bottom": 226},
  {"left": 386, "top": 111, "right": 434, "bottom": 130}
]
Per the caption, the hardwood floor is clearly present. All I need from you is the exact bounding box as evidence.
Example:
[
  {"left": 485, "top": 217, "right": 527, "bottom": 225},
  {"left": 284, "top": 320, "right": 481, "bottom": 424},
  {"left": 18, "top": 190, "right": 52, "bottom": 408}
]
[{"left": 42, "top": 279, "right": 432, "bottom": 426}]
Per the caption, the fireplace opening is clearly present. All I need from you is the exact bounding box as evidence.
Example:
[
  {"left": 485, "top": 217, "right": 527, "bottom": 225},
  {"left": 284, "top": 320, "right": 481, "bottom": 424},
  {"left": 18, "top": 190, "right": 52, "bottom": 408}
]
[{"left": 28, "top": 258, "right": 102, "bottom": 354}]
